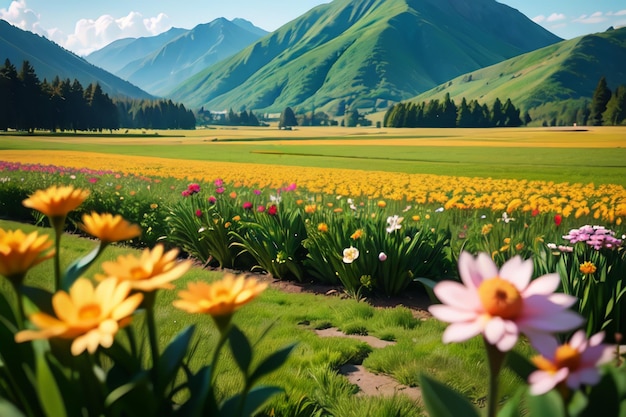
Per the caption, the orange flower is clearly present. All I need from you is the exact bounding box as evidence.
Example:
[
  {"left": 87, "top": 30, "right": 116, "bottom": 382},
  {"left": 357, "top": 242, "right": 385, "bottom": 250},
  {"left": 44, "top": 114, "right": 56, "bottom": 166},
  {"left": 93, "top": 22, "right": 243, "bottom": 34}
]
[
  {"left": 80, "top": 212, "right": 142, "bottom": 243},
  {"left": 377, "top": 200, "right": 387, "bottom": 208},
  {"left": 22, "top": 185, "right": 89, "bottom": 218},
  {"left": 304, "top": 204, "right": 317, "bottom": 214},
  {"left": 100, "top": 245, "right": 191, "bottom": 292},
  {"left": 317, "top": 223, "right": 329, "bottom": 233},
  {"left": 0, "top": 229, "right": 55, "bottom": 283},
  {"left": 15, "top": 277, "right": 143, "bottom": 356},
  {"left": 350, "top": 229, "right": 363, "bottom": 240},
  {"left": 173, "top": 274, "right": 266, "bottom": 330},
  {"left": 580, "top": 261, "right": 596, "bottom": 275}
]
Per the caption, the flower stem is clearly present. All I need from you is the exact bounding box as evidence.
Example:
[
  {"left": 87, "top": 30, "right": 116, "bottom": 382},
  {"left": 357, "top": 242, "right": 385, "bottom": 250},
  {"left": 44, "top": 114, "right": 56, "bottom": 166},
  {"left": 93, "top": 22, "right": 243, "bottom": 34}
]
[
  {"left": 144, "top": 294, "right": 159, "bottom": 370},
  {"left": 53, "top": 229, "right": 62, "bottom": 291},
  {"left": 210, "top": 326, "right": 230, "bottom": 385},
  {"left": 484, "top": 338, "right": 506, "bottom": 417}
]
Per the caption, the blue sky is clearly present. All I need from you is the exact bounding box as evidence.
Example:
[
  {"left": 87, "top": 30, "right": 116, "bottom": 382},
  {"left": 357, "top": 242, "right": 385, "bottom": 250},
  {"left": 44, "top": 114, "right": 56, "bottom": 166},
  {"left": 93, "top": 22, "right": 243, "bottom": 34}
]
[{"left": 1, "top": 0, "right": 625, "bottom": 55}]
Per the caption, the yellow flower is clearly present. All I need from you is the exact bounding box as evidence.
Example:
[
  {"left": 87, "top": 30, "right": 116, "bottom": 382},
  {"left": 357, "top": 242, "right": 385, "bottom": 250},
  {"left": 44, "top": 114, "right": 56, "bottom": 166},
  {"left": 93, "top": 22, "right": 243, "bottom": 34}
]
[
  {"left": 150, "top": 203, "right": 158, "bottom": 209},
  {"left": 317, "top": 223, "right": 329, "bottom": 233},
  {"left": 500, "top": 237, "right": 511, "bottom": 252},
  {"left": 515, "top": 242, "right": 525, "bottom": 251},
  {"left": 350, "top": 229, "right": 363, "bottom": 240},
  {"left": 481, "top": 224, "right": 493, "bottom": 235},
  {"left": 224, "top": 222, "right": 232, "bottom": 229},
  {"left": 15, "top": 277, "right": 143, "bottom": 356},
  {"left": 377, "top": 200, "right": 387, "bottom": 208},
  {"left": 232, "top": 215, "right": 241, "bottom": 222},
  {"left": 173, "top": 274, "right": 266, "bottom": 330},
  {"left": 100, "top": 245, "right": 192, "bottom": 292},
  {"left": 580, "top": 261, "right": 596, "bottom": 275},
  {"left": 412, "top": 215, "right": 420, "bottom": 221},
  {"left": 0, "top": 229, "right": 55, "bottom": 283},
  {"left": 22, "top": 185, "right": 89, "bottom": 218},
  {"left": 80, "top": 212, "right": 142, "bottom": 243}
]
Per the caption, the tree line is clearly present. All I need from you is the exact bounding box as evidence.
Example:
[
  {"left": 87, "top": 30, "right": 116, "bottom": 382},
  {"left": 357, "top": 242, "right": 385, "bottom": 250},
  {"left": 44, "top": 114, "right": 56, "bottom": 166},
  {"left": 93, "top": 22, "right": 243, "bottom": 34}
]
[
  {"left": 384, "top": 93, "right": 527, "bottom": 128},
  {"left": 0, "top": 59, "right": 195, "bottom": 132}
]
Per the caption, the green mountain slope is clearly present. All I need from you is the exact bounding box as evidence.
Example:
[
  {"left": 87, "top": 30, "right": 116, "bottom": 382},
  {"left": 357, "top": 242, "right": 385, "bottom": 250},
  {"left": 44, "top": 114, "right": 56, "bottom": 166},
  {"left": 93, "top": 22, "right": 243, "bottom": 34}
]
[
  {"left": 0, "top": 19, "right": 152, "bottom": 99},
  {"left": 169, "top": 0, "right": 561, "bottom": 113},
  {"left": 409, "top": 27, "right": 626, "bottom": 113}
]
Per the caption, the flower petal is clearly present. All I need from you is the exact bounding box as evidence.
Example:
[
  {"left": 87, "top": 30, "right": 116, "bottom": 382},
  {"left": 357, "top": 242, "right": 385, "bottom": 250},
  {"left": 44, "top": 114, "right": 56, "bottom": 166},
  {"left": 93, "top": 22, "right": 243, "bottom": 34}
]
[
  {"left": 529, "top": 369, "right": 568, "bottom": 396},
  {"left": 523, "top": 273, "right": 560, "bottom": 296},
  {"left": 499, "top": 256, "right": 532, "bottom": 291},
  {"left": 433, "top": 281, "right": 480, "bottom": 311},
  {"left": 429, "top": 305, "right": 479, "bottom": 323},
  {"left": 442, "top": 320, "right": 483, "bottom": 344},
  {"left": 484, "top": 316, "right": 506, "bottom": 346}
]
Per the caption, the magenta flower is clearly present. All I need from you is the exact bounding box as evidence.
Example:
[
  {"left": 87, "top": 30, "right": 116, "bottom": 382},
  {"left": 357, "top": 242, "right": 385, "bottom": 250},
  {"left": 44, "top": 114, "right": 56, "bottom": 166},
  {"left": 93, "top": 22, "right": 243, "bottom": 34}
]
[
  {"left": 214, "top": 178, "right": 224, "bottom": 187},
  {"left": 242, "top": 201, "right": 253, "bottom": 210},
  {"left": 187, "top": 183, "right": 201, "bottom": 194},
  {"left": 257, "top": 205, "right": 265, "bottom": 213},
  {"left": 429, "top": 252, "right": 583, "bottom": 352},
  {"left": 215, "top": 187, "right": 225, "bottom": 194},
  {"left": 253, "top": 189, "right": 261, "bottom": 195},
  {"left": 195, "top": 209, "right": 202, "bottom": 217},
  {"left": 89, "top": 177, "right": 99, "bottom": 184},
  {"left": 528, "top": 330, "right": 614, "bottom": 396}
]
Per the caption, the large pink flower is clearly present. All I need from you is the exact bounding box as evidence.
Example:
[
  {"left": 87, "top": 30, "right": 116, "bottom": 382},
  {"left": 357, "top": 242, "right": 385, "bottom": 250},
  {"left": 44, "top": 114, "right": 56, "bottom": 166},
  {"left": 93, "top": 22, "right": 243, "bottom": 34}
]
[
  {"left": 429, "top": 252, "right": 583, "bottom": 351},
  {"left": 528, "top": 330, "right": 614, "bottom": 395}
]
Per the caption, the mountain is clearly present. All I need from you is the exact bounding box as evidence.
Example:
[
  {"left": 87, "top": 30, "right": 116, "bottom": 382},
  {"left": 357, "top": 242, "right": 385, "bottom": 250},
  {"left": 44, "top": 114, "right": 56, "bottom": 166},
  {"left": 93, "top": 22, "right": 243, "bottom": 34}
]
[
  {"left": 85, "top": 27, "right": 187, "bottom": 74},
  {"left": 168, "top": 0, "right": 561, "bottom": 113},
  {"left": 0, "top": 19, "right": 152, "bottom": 99},
  {"left": 86, "top": 18, "right": 267, "bottom": 96},
  {"left": 408, "top": 27, "right": 626, "bottom": 115}
]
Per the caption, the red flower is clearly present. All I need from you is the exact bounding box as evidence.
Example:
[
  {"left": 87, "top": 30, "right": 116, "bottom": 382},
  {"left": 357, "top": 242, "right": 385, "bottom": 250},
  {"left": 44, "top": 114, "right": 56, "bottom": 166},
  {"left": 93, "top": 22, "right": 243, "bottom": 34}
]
[
  {"left": 242, "top": 202, "right": 253, "bottom": 210},
  {"left": 532, "top": 209, "right": 540, "bottom": 217},
  {"left": 195, "top": 209, "right": 202, "bottom": 217},
  {"left": 554, "top": 214, "right": 562, "bottom": 226},
  {"left": 267, "top": 205, "right": 278, "bottom": 216},
  {"left": 89, "top": 177, "right": 99, "bottom": 184}
]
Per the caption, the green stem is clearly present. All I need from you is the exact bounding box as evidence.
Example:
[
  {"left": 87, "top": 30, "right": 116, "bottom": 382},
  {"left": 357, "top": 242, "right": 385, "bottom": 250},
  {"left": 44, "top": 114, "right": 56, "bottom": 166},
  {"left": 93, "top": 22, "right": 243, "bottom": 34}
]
[
  {"left": 484, "top": 338, "right": 507, "bottom": 417},
  {"left": 145, "top": 295, "right": 160, "bottom": 370},
  {"left": 209, "top": 327, "right": 230, "bottom": 385},
  {"left": 53, "top": 230, "right": 62, "bottom": 291}
]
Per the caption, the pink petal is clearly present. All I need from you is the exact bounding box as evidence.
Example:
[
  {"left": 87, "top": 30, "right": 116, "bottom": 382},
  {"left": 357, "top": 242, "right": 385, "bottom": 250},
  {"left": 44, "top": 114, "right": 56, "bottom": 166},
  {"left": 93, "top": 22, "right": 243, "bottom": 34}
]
[
  {"left": 519, "top": 310, "right": 584, "bottom": 332},
  {"left": 500, "top": 256, "right": 532, "bottom": 291},
  {"left": 458, "top": 252, "right": 485, "bottom": 289},
  {"left": 433, "top": 281, "right": 480, "bottom": 311},
  {"left": 475, "top": 253, "right": 498, "bottom": 280},
  {"left": 484, "top": 316, "right": 506, "bottom": 346},
  {"left": 546, "top": 293, "right": 577, "bottom": 309},
  {"left": 588, "top": 332, "right": 606, "bottom": 346},
  {"left": 569, "top": 330, "right": 587, "bottom": 350},
  {"left": 523, "top": 273, "right": 560, "bottom": 296},
  {"left": 529, "top": 369, "right": 568, "bottom": 396},
  {"left": 522, "top": 294, "right": 577, "bottom": 317},
  {"left": 496, "top": 328, "right": 519, "bottom": 352},
  {"left": 525, "top": 330, "right": 563, "bottom": 353},
  {"left": 568, "top": 368, "right": 600, "bottom": 388},
  {"left": 429, "top": 305, "right": 478, "bottom": 323},
  {"left": 442, "top": 320, "right": 483, "bottom": 344}
]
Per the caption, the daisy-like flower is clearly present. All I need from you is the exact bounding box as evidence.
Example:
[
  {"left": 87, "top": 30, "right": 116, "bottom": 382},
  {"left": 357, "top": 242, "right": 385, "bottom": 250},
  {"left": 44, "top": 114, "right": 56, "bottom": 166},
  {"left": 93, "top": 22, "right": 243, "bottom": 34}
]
[
  {"left": 429, "top": 252, "right": 583, "bottom": 352},
  {"left": 99, "top": 245, "right": 192, "bottom": 292},
  {"left": 23, "top": 185, "right": 90, "bottom": 219},
  {"left": 15, "top": 277, "right": 143, "bottom": 356},
  {"left": 0, "top": 228, "right": 55, "bottom": 284},
  {"left": 80, "top": 212, "right": 141, "bottom": 244},
  {"left": 386, "top": 215, "right": 404, "bottom": 233},
  {"left": 173, "top": 273, "right": 266, "bottom": 331},
  {"left": 528, "top": 330, "right": 614, "bottom": 396},
  {"left": 343, "top": 246, "right": 359, "bottom": 264}
]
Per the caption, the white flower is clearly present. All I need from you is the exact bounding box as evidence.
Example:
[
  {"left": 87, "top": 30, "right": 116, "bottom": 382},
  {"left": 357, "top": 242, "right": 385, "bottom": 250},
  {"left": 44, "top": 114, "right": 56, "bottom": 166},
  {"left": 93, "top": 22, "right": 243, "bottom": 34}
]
[
  {"left": 342, "top": 246, "right": 359, "bottom": 264},
  {"left": 435, "top": 207, "right": 444, "bottom": 213},
  {"left": 500, "top": 212, "right": 515, "bottom": 223},
  {"left": 269, "top": 194, "right": 282, "bottom": 204},
  {"left": 378, "top": 252, "right": 387, "bottom": 262},
  {"left": 386, "top": 215, "right": 404, "bottom": 233}
]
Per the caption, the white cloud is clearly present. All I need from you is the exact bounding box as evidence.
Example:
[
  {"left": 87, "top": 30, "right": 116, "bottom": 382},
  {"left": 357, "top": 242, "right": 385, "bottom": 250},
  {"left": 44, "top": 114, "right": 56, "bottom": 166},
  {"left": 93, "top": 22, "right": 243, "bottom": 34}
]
[
  {"left": 546, "top": 13, "right": 566, "bottom": 23},
  {"left": 574, "top": 11, "right": 607, "bottom": 24},
  {"left": 1, "top": 0, "right": 172, "bottom": 56},
  {"left": 532, "top": 14, "right": 546, "bottom": 24},
  {"left": 614, "top": 9, "right": 626, "bottom": 16}
]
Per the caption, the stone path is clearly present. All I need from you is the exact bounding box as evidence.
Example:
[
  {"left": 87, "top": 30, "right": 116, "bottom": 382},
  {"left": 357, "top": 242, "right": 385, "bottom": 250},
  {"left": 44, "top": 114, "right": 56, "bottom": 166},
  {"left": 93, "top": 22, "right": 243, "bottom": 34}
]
[{"left": 314, "top": 327, "right": 422, "bottom": 401}]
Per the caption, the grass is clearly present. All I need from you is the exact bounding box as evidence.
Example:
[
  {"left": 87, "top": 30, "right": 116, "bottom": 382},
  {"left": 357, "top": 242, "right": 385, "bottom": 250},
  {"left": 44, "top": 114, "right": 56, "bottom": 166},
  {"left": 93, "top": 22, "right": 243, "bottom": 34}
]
[
  {"left": 1, "top": 218, "right": 533, "bottom": 416},
  {"left": 1, "top": 126, "right": 626, "bottom": 186}
]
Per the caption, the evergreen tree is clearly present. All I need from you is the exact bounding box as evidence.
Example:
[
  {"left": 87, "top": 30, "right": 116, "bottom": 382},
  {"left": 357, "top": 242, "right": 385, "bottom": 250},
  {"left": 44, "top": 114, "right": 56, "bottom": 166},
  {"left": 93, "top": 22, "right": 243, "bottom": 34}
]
[
  {"left": 491, "top": 98, "right": 505, "bottom": 127},
  {"left": 603, "top": 85, "right": 626, "bottom": 125},
  {"left": 279, "top": 107, "right": 297, "bottom": 128},
  {"left": 590, "top": 76, "right": 612, "bottom": 126},
  {"left": 344, "top": 109, "right": 360, "bottom": 127},
  {"left": 17, "top": 60, "right": 43, "bottom": 132},
  {"left": 0, "top": 59, "right": 19, "bottom": 130},
  {"left": 456, "top": 97, "right": 472, "bottom": 127},
  {"left": 441, "top": 93, "right": 457, "bottom": 127},
  {"left": 502, "top": 98, "right": 522, "bottom": 127}
]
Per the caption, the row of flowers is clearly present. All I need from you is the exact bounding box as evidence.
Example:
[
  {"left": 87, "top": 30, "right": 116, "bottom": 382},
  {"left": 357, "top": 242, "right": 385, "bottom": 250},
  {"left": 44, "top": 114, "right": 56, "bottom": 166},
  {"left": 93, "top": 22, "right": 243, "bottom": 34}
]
[{"left": 2, "top": 184, "right": 626, "bottom": 416}]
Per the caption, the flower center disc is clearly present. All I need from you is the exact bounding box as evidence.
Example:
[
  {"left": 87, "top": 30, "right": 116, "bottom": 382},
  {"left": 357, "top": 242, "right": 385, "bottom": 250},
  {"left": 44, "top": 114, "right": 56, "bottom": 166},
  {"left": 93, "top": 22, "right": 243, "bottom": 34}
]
[
  {"left": 554, "top": 345, "right": 581, "bottom": 370},
  {"left": 78, "top": 304, "right": 101, "bottom": 321},
  {"left": 478, "top": 277, "right": 523, "bottom": 320}
]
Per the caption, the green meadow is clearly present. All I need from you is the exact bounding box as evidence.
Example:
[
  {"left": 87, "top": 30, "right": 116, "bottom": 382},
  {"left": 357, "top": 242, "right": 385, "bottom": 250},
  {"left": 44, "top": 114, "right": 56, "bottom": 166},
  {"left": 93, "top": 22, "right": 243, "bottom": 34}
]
[{"left": 1, "top": 126, "right": 626, "bottom": 186}]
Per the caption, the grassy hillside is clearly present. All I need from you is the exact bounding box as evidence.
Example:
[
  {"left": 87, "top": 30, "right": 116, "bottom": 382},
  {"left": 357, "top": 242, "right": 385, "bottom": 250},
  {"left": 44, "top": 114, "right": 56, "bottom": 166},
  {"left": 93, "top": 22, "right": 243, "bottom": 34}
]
[
  {"left": 168, "top": 0, "right": 560, "bottom": 113},
  {"left": 407, "top": 27, "right": 626, "bottom": 118}
]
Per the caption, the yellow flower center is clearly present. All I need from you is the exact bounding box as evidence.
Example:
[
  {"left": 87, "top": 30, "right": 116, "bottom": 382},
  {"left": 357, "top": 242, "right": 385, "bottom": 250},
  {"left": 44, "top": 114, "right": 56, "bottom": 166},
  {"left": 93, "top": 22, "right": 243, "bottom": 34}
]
[
  {"left": 532, "top": 345, "right": 581, "bottom": 374},
  {"left": 78, "top": 304, "right": 102, "bottom": 321},
  {"left": 130, "top": 266, "right": 149, "bottom": 280},
  {"left": 478, "top": 277, "right": 523, "bottom": 319}
]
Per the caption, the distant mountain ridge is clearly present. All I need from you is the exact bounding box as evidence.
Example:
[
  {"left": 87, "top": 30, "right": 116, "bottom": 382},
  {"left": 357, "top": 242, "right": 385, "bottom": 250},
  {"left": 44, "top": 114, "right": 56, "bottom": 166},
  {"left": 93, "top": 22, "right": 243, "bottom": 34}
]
[
  {"left": 86, "top": 18, "right": 268, "bottom": 96},
  {"left": 0, "top": 19, "right": 152, "bottom": 99},
  {"left": 408, "top": 27, "right": 626, "bottom": 115},
  {"left": 168, "top": 0, "right": 561, "bottom": 113}
]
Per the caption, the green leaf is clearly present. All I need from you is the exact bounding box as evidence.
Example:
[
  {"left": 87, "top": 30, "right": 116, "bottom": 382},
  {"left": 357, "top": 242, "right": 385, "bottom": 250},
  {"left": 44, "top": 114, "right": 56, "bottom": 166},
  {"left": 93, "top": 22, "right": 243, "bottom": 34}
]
[
  {"left": 0, "top": 291, "right": 17, "bottom": 326},
  {"left": 497, "top": 389, "right": 523, "bottom": 417},
  {"left": 579, "top": 368, "right": 620, "bottom": 417},
  {"left": 229, "top": 325, "right": 252, "bottom": 375},
  {"left": 157, "top": 325, "right": 195, "bottom": 391},
  {"left": 220, "top": 386, "right": 283, "bottom": 417},
  {"left": 36, "top": 352, "right": 67, "bottom": 417},
  {"left": 414, "top": 277, "right": 440, "bottom": 303},
  {"left": 0, "top": 399, "right": 26, "bottom": 417},
  {"left": 62, "top": 244, "right": 102, "bottom": 291},
  {"left": 173, "top": 366, "right": 212, "bottom": 417},
  {"left": 20, "top": 285, "right": 54, "bottom": 316},
  {"left": 249, "top": 343, "right": 296, "bottom": 386},
  {"left": 418, "top": 374, "right": 479, "bottom": 417},
  {"left": 526, "top": 389, "right": 566, "bottom": 417},
  {"left": 567, "top": 390, "right": 589, "bottom": 417}
]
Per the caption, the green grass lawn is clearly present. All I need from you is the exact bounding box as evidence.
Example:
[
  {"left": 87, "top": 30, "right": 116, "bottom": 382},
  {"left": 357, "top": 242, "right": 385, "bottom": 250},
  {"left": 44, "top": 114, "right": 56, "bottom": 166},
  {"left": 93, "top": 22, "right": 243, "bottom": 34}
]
[
  {"left": 1, "top": 126, "right": 625, "bottom": 186},
  {"left": 0, "top": 219, "right": 532, "bottom": 416}
]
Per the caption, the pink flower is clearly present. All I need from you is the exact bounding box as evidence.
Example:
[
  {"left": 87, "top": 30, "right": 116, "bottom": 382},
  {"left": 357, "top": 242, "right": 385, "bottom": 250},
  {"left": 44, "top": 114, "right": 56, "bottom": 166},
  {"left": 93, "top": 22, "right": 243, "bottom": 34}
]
[
  {"left": 89, "top": 177, "right": 99, "bottom": 184},
  {"left": 378, "top": 252, "right": 387, "bottom": 262},
  {"left": 528, "top": 330, "right": 614, "bottom": 396},
  {"left": 187, "top": 183, "right": 201, "bottom": 194},
  {"left": 257, "top": 205, "right": 265, "bottom": 213},
  {"left": 214, "top": 178, "right": 224, "bottom": 187},
  {"left": 429, "top": 252, "right": 583, "bottom": 352},
  {"left": 195, "top": 209, "right": 202, "bottom": 217},
  {"left": 253, "top": 189, "right": 261, "bottom": 195},
  {"left": 242, "top": 202, "right": 253, "bottom": 210},
  {"left": 215, "top": 187, "right": 225, "bottom": 194},
  {"left": 208, "top": 196, "right": 216, "bottom": 204}
]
